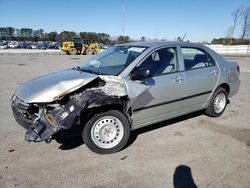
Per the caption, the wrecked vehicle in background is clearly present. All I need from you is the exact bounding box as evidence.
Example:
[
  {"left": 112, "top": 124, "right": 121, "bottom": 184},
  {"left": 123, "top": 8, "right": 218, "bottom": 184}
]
[{"left": 11, "top": 42, "right": 240, "bottom": 154}]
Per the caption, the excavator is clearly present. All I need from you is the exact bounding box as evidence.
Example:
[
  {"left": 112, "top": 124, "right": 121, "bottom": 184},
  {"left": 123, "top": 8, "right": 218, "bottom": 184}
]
[{"left": 60, "top": 38, "right": 101, "bottom": 55}]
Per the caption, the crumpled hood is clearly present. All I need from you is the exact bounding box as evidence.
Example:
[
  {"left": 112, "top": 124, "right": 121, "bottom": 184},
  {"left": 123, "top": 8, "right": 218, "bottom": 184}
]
[
  {"left": 16, "top": 69, "right": 98, "bottom": 103},
  {"left": 15, "top": 69, "right": 149, "bottom": 105}
]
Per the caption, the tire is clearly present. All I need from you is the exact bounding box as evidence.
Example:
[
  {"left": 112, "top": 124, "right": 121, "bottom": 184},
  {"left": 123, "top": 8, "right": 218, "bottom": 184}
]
[
  {"left": 86, "top": 48, "right": 96, "bottom": 55},
  {"left": 205, "top": 87, "right": 228, "bottom": 117},
  {"left": 82, "top": 110, "right": 130, "bottom": 154},
  {"left": 91, "top": 49, "right": 97, "bottom": 55},
  {"left": 69, "top": 48, "right": 77, "bottom": 55}
]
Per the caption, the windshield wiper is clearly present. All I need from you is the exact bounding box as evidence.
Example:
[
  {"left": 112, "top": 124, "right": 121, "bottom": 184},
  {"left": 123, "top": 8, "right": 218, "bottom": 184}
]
[
  {"left": 83, "top": 69, "right": 101, "bottom": 75},
  {"left": 72, "top": 66, "right": 81, "bottom": 70},
  {"left": 72, "top": 66, "right": 106, "bottom": 75},
  {"left": 77, "top": 67, "right": 101, "bottom": 75}
]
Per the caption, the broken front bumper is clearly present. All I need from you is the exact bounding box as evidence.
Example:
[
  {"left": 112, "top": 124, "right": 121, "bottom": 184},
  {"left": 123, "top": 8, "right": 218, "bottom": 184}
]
[
  {"left": 11, "top": 94, "right": 87, "bottom": 142},
  {"left": 11, "top": 95, "right": 55, "bottom": 142}
]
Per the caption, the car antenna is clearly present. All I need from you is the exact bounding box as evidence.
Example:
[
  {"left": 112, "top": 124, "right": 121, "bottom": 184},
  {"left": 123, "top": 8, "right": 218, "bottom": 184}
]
[{"left": 181, "top": 33, "right": 187, "bottom": 41}]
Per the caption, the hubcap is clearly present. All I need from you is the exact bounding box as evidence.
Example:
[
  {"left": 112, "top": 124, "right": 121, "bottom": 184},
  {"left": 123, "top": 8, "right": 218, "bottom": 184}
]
[
  {"left": 91, "top": 116, "right": 124, "bottom": 149},
  {"left": 87, "top": 49, "right": 92, "bottom": 55},
  {"left": 71, "top": 49, "right": 77, "bottom": 55},
  {"left": 213, "top": 92, "right": 226, "bottom": 114}
]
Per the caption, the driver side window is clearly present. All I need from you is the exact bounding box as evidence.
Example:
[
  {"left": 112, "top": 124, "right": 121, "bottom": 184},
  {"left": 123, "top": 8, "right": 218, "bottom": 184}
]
[{"left": 137, "top": 47, "right": 178, "bottom": 77}]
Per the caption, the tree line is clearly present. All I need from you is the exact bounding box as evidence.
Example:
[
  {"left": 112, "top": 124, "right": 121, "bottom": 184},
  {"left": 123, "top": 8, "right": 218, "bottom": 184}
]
[{"left": 0, "top": 27, "right": 133, "bottom": 44}]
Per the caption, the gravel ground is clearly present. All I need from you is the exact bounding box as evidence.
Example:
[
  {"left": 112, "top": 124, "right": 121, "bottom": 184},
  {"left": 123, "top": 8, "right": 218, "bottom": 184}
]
[{"left": 0, "top": 54, "right": 250, "bottom": 188}]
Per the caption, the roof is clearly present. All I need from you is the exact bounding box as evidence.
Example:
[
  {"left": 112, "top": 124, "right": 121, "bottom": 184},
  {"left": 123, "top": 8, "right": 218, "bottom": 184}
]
[{"left": 119, "top": 41, "right": 201, "bottom": 48}]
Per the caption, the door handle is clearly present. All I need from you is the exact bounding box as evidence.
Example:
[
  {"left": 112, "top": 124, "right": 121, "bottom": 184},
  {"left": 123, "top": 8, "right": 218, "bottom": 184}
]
[
  {"left": 210, "top": 70, "right": 218, "bottom": 75},
  {"left": 173, "top": 76, "right": 184, "bottom": 82}
]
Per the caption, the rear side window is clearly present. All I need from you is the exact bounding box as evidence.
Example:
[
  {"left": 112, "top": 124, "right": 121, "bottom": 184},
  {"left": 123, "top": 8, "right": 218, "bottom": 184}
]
[{"left": 181, "top": 48, "right": 215, "bottom": 70}]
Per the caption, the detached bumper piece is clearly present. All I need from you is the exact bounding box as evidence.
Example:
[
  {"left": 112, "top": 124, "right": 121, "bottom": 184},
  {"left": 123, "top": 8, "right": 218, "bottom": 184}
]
[
  {"left": 25, "top": 113, "right": 56, "bottom": 142},
  {"left": 25, "top": 99, "right": 87, "bottom": 142}
]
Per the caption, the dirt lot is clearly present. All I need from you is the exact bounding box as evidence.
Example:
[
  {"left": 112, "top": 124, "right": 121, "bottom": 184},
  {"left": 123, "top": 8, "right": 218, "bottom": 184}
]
[{"left": 0, "top": 54, "right": 250, "bottom": 188}]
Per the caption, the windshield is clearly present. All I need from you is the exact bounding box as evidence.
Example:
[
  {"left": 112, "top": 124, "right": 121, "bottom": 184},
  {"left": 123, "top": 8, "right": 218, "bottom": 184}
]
[{"left": 79, "top": 45, "right": 147, "bottom": 75}]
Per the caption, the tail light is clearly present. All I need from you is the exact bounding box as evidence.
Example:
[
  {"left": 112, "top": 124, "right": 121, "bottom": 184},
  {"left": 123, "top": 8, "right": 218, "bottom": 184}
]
[{"left": 237, "top": 65, "right": 240, "bottom": 73}]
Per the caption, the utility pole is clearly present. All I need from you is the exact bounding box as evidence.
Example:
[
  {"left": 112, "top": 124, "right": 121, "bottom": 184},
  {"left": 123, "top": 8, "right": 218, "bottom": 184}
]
[{"left": 122, "top": 0, "right": 125, "bottom": 36}]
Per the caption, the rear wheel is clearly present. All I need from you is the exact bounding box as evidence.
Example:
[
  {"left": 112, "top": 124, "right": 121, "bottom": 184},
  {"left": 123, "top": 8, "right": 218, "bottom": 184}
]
[
  {"left": 82, "top": 110, "right": 130, "bottom": 154},
  {"left": 69, "top": 47, "right": 77, "bottom": 55},
  {"left": 205, "top": 87, "right": 228, "bottom": 117}
]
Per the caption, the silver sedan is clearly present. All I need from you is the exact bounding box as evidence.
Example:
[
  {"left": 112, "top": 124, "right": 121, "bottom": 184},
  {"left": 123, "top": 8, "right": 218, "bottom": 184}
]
[{"left": 11, "top": 41, "right": 240, "bottom": 154}]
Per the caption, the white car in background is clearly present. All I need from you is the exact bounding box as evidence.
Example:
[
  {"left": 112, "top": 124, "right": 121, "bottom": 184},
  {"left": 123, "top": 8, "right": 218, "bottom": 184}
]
[
  {"left": 0, "top": 45, "right": 8, "bottom": 49},
  {"left": 8, "top": 41, "right": 19, "bottom": 48}
]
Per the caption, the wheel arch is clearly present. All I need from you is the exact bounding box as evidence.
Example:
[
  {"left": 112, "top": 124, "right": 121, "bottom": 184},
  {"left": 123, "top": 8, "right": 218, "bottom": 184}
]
[
  {"left": 217, "top": 83, "right": 230, "bottom": 95},
  {"left": 80, "top": 103, "right": 132, "bottom": 128}
]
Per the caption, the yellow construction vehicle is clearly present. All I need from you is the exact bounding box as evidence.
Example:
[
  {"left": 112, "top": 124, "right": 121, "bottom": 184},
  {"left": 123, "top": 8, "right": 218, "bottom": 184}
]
[{"left": 60, "top": 38, "right": 101, "bottom": 55}]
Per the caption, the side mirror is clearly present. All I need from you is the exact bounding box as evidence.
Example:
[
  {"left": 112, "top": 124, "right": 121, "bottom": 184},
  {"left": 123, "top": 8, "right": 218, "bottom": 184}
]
[{"left": 131, "top": 68, "right": 153, "bottom": 80}]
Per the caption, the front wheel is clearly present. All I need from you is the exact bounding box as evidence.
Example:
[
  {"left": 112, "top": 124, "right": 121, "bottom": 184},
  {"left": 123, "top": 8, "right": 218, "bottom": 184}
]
[
  {"left": 205, "top": 87, "right": 228, "bottom": 117},
  {"left": 69, "top": 48, "right": 77, "bottom": 55},
  {"left": 82, "top": 110, "right": 130, "bottom": 154}
]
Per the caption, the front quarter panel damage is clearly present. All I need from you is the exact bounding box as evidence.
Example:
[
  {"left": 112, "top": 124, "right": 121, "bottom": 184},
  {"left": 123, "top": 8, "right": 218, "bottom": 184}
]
[{"left": 12, "top": 75, "right": 149, "bottom": 142}]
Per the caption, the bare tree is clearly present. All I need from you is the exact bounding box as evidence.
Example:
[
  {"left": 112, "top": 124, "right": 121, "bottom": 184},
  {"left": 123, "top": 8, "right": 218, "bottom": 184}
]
[
  {"left": 226, "top": 26, "right": 233, "bottom": 38},
  {"left": 229, "top": 6, "right": 242, "bottom": 44},
  {"left": 240, "top": 5, "right": 250, "bottom": 39}
]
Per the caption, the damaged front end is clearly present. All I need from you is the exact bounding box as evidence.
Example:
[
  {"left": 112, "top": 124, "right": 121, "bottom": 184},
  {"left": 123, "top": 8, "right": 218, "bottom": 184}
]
[
  {"left": 11, "top": 93, "right": 84, "bottom": 142},
  {"left": 11, "top": 75, "right": 148, "bottom": 142}
]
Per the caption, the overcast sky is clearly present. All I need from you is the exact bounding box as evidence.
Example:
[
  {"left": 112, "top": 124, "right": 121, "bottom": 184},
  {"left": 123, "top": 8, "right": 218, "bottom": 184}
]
[{"left": 0, "top": 0, "right": 249, "bottom": 42}]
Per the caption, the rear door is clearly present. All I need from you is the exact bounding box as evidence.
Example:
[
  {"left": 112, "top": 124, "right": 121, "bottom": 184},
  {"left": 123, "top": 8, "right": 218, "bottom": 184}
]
[
  {"left": 131, "top": 47, "right": 185, "bottom": 129},
  {"left": 180, "top": 47, "right": 219, "bottom": 110}
]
